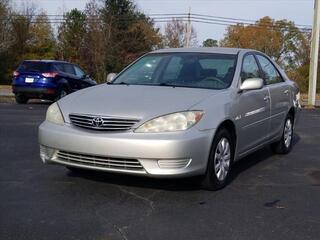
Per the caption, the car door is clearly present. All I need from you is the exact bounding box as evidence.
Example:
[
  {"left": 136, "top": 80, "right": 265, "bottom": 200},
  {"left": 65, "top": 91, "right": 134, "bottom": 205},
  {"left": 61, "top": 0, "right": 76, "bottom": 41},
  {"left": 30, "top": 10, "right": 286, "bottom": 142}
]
[
  {"left": 255, "top": 54, "right": 291, "bottom": 139},
  {"left": 73, "top": 65, "right": 92, "bottom": 89},
  {"left": 235, "top": 54, "right": 271, "bottom": 154},
  {"left": 63, "top": 63, "right": 80, "bottom": 91}
]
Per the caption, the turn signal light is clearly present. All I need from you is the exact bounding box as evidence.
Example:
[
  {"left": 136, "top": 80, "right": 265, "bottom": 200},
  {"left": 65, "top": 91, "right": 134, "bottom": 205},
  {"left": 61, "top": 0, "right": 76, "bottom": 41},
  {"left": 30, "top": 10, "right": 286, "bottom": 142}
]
[{"left": 13, "top": 71, "right": 20, "bottom": 77}]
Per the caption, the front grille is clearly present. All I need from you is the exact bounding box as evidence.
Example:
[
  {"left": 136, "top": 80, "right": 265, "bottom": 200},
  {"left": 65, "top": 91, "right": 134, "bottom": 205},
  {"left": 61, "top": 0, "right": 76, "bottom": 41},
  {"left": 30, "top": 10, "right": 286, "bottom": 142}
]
[
  {"left": 69, "top": 113, "right": 140, "bottom": 131},
  {"left": 56, "top": 151, "right": 145, "bottom": 172}
]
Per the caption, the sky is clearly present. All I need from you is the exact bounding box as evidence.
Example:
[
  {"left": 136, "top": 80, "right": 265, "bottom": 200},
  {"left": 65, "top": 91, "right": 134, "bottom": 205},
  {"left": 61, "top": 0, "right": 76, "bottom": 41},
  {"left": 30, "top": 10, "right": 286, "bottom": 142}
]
[{"left": 11, "top": 0, "right": 315, "bottom": 43}]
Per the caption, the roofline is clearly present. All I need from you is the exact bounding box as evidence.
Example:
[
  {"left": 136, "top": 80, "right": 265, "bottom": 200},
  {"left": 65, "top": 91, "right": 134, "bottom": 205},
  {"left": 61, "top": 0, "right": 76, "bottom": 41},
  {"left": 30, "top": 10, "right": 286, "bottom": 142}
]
[
  {"left": 150, "top": 47, "right": 257, "bottom": 55},
  {"left": 22, "top": 60, "right": 70, "bottom": 63}
]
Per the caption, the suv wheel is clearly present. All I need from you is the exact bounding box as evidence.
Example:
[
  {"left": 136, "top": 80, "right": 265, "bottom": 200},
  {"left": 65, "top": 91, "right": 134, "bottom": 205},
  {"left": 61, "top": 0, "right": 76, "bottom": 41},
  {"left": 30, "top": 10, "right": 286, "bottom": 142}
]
[
  {"left": 56, "top": 88, "right": 68, "bottom": 101},
  {"left": 15, "top": 94, "right": 28, "bottom": 104},
  {"left": 201, "top": 128, "right": 234, "bottom": 191},
  {"left": 271, "top": 114, "right": 293, "bottom": 154}
]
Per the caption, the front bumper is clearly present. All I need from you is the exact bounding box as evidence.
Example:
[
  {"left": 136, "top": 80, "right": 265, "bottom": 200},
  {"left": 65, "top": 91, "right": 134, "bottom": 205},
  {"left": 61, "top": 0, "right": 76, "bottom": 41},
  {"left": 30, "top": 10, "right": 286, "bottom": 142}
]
[{"left": 39, "top": 121, "right": 215, "bottom": 178}]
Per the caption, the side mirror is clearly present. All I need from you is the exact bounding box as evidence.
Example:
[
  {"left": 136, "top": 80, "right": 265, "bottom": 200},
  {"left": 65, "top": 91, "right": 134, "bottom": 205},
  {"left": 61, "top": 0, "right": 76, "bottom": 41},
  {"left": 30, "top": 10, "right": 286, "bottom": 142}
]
[
  {"left": 240, "top": 78, "right": 264, "bottom": 91},
  {"left": 106, "top": 73, "right": 117, "bottom": 83},
  {"left": 81, "top": 74, "right": 89, "bottom": 79}
]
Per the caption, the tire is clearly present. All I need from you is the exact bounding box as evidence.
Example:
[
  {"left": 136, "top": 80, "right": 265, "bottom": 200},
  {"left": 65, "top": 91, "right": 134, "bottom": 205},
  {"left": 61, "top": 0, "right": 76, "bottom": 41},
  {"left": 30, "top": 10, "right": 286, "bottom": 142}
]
[
  {"left": 201, "top": 128, "right": 234, "bottom": 191},
  {"left": 55, "top": 87, "right": 68, "bottom": 101},
  {"left": 271, "top": 114, "right": 294, "bottom": 154},
  {"left": 15, "top": 94, "right": 28, "bottom": 104}
]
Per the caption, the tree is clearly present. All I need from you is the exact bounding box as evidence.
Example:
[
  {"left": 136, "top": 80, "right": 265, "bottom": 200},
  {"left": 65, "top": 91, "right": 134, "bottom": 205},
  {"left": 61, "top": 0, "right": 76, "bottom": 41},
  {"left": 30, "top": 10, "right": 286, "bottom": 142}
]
[
  {"left": 24, "top": 12, "right": 56, "bottom": 60},
  {"left": 83, "top": 0, "right": 107, "bottom": 83},
  {"left": 220, "top": 16, "right": 312, "bottom": 92},
  {"left": 203, "top": 38, "right": 218, "bottom": 47},
  {"left": 101, "top": 0, "right": 161, "bottom": 73},
  {"left": 0, "top": 0, "right": 12, "bottom": 53},
  {"left": 221, "top": 17, "right": 308, "bottom": 68},
  {"left": 57, "top": 9, "right": 87, "bottom": 66},
  {"left": 1, "top": 3, "right": 36, "bottom": 84},
  {"left": 221, "top": 17, "right": 282, "bottom": 59},
  {"left": 10, "top": 16, "right": 32, "bottom": 60},
  {"left": 163, "top": 18, "right": 197, "bottom": 48},
  {"left": 0, "top": 0, "right": 12, "bottom": 84}
]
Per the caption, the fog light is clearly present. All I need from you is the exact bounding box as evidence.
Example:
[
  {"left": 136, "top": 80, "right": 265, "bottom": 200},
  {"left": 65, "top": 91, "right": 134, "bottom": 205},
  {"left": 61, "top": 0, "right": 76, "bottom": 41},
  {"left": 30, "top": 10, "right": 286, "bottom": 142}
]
[
  {"left": 158, "top": 159, "right": 192, "bottom": 169},
  {"left": 40, "top": 145, "right": 56, "bottom": 163}
]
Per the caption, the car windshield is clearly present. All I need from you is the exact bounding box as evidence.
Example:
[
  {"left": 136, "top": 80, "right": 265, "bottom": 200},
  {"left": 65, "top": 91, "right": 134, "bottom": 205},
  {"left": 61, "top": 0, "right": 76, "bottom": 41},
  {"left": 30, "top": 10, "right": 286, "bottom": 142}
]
[
  {"left": 112, "top": 53, "right": 237, "bottom": 90},
  {"left": 18, "top": 61, "right": 52, "bottom": 73}
]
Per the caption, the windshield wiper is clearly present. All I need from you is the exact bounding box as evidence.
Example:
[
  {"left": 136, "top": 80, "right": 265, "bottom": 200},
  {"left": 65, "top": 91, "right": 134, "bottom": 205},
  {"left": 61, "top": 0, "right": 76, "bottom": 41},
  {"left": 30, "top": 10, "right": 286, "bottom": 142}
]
[
  {"left": 158, "top": 82, "right": 176, "bottom": 88},
  {"left": 108, "top": 81, "right": 130, "bottom": 85}
]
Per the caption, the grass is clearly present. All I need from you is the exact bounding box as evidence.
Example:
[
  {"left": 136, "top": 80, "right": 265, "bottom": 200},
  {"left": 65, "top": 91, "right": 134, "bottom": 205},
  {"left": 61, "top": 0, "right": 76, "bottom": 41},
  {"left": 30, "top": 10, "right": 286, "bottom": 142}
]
[
  {"left": 0, "top": 85, "right": 11, "bottom": 90},
  {"left": 0, "top": 96, "right": 15, "bottom": 103}
]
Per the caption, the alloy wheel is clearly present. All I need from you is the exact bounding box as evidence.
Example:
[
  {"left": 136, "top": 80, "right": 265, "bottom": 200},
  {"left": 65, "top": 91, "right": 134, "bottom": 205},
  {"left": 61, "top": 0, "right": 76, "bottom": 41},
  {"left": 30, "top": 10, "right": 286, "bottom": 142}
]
[
  {"left": 284, "top": 119, "right": 293, "bottom": 148},
  {"left": 214, "top": 137, "right": 231, "bottom": 181}
]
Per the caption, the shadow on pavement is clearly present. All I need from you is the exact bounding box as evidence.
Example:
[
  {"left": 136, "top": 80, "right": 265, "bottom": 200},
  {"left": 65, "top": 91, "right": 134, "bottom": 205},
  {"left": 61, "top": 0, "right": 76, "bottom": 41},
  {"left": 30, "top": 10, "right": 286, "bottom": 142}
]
[
  {"left": 230, "top": 133, "right": 300, "bottom": 183},
  {"left": 66, "top": 134, "right": 301, "bottom": 192}
]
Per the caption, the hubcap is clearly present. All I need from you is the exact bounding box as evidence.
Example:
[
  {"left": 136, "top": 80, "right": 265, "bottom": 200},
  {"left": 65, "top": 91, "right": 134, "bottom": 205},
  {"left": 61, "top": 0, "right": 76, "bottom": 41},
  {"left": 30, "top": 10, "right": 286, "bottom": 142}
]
[
  {"left": 284, "top": 119, "right": 293, "bottom": 148},
  {"left": 214, "top": 137, "right": 231, "bottom": 181}
]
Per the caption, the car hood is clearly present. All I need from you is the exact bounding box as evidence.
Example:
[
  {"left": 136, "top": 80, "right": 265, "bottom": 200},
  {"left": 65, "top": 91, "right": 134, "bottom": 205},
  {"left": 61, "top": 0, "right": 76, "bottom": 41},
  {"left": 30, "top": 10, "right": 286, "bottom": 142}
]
[{"left": 59, "top": 84, "right": 220, "bottom": 122}]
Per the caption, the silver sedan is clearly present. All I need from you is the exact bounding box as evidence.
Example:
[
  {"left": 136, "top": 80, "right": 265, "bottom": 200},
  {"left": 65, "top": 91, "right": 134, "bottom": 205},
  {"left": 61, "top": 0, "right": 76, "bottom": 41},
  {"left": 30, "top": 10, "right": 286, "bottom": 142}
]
[{"left": 39, "top": 47, "right": 301, "bottom": 190}]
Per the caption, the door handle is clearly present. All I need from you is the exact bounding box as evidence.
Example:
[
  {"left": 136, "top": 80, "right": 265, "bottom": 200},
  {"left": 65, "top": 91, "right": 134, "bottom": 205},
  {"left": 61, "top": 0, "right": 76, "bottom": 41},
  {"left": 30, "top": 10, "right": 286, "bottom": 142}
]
[
  {"left": 284, "top": 90, "right": 289, "bottom": 95},
  {"left": 264, "top": 96, "right": 270, "bottom": 102}
]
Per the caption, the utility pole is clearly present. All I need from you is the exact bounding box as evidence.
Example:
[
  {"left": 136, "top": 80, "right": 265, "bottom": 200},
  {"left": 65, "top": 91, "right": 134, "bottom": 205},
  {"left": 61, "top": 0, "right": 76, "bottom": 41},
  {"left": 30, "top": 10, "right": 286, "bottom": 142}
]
[
  {"left": 308, "top": 0, "right": 320, "bottom": 106},
  {"left": 185, "top": 7, "right": 192, "bottom": 48}
]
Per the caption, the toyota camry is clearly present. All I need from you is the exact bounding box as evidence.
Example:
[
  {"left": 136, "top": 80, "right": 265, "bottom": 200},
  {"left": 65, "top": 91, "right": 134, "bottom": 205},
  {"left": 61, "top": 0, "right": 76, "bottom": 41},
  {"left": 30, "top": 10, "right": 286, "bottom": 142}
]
[{"left": 39, "top": 47, "right": 301, "bottom": 190}]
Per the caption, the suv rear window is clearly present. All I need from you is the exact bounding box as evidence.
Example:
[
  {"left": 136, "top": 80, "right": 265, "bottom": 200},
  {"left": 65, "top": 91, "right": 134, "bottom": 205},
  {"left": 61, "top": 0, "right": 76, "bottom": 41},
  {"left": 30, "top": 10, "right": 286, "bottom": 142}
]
[{"left": 17, "top": 61, "right": 52, "bottom": 72}]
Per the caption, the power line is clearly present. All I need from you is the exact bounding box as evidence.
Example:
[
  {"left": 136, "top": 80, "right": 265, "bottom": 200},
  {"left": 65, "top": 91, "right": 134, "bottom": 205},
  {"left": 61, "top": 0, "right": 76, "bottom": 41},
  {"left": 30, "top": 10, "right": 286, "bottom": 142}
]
[
  {"left": 5, "top": 12, "right": 312, "bottom": 28},
  {"left": 7, "top": 13, "right": 313, "bottom": 27},
  {"left": 2, "top": 14, "right": 311, "bottom": 33}
]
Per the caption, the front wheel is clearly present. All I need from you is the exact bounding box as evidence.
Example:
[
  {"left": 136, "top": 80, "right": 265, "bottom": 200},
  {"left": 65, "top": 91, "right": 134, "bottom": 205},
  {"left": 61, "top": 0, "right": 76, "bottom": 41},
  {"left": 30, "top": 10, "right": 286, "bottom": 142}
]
[
  {"left": 201, "top": 128, "right": 234, "bottom": 191},
  {"left": 271, "top": 115, "right": 294, "bottom": 154}
]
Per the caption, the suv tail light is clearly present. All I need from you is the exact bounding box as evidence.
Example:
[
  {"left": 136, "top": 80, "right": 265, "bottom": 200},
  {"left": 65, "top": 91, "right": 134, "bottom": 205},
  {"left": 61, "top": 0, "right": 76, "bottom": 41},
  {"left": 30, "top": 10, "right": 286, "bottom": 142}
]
[
  {"left": 13, "top": 71, "right": 20, "bottom": 77},
  {"left": 42, "top": 72, "right": 58, "bottom": 78}
]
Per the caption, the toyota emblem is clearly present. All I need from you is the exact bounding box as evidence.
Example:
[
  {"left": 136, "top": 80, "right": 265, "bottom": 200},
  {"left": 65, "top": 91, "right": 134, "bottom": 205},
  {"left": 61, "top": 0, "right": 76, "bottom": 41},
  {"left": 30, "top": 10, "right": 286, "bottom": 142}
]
[{"left": 92, "top": 117, "right": 104, "bottom": 127}]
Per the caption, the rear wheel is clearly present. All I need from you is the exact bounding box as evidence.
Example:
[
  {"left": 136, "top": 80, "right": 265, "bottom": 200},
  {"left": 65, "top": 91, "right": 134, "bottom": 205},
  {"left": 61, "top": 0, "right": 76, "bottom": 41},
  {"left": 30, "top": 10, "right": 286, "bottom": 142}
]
[
  {"left": 201, "top": 128, "right": 234, "bottom": 191},
  {"left": 271, "top": 114, "right": 293, "bottom": 154},
  {"left": 15, "top": 94, "right": 28, "bottom": 104}
]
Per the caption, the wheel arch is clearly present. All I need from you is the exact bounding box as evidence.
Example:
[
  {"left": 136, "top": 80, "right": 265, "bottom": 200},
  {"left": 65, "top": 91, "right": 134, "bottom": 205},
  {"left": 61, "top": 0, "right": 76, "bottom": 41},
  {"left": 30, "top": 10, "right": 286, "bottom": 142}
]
[
  {"left": 215, "top": 119, "right": 237, "bottom": 149},
  {"left": 288, "top": 107, "right": 295, "bottom": 123},
  {"left": 57, "top": 79, "right": 71, "bottom": 93}
]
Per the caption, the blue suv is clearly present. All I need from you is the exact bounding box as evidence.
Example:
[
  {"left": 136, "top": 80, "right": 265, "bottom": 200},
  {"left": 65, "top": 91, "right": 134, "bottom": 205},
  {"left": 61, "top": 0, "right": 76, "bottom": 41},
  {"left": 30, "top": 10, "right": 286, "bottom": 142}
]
[{"left": 12, "top": 60, "right": 97, "bottom": 104}]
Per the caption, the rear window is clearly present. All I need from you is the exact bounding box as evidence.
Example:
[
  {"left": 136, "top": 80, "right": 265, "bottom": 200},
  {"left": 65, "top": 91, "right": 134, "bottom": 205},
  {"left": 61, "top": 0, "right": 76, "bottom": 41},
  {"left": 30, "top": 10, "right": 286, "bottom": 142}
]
[
  {"left": 54, "top": 63, "right": 75, "bottom": 75},
  {"left": 17, "top": 61, "right": 52, "bottom": 73}
]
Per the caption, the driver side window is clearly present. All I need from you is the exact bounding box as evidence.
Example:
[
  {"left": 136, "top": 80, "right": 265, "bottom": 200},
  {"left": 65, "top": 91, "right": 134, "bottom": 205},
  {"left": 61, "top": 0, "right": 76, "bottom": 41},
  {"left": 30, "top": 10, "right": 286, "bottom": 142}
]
[{"left": 241, "top": 55, "right": 260, "bottom": 82}]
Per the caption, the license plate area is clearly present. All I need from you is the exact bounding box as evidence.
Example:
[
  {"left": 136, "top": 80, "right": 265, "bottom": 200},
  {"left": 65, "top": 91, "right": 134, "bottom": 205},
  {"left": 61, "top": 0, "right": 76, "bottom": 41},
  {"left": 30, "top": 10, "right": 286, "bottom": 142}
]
[{"left": 25, "top": 77, "right": 34, "bottom": 83}]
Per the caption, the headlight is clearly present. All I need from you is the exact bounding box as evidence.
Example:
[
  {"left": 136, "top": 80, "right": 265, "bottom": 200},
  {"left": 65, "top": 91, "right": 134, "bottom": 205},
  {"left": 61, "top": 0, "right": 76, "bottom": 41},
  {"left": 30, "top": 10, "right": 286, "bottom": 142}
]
[
  {"left": 46, "top": 102, "right": 64, "bottom": 125},
  {"left": 135, "top": 111, "right": 204, "bottom": 133}
]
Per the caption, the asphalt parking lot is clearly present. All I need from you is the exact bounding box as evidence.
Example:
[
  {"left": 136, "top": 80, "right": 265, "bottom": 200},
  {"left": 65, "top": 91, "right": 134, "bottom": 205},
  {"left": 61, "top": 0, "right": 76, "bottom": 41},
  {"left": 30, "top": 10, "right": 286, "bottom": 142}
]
[{"left": 0, "top": 103, "right": 320, "bottom": 240}]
